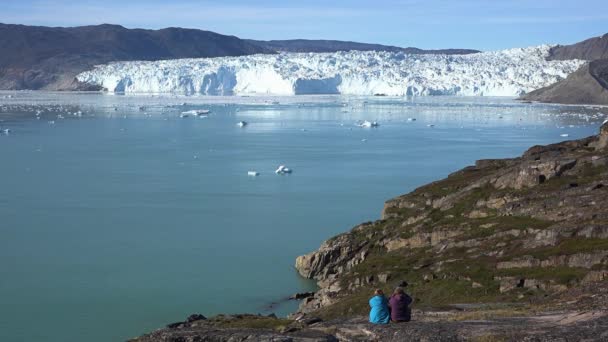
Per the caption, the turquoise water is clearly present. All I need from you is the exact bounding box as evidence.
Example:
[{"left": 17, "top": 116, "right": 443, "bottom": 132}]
[{"left": 0, "top": 93, "right": 605, "bottom": 341}]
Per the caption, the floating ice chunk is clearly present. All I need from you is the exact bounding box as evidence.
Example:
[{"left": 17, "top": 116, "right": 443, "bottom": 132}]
[
  {"left": 180, "top": 113, "right": 190, "bottom": 118},
  {"left": 427, "top": 124, "right": 435, "bottom": 127},
  {"left": 275, "top": 165, "right": 292, "bottom": 174},
  {"left": 237, "top": 121, "right": 247, "bottom": 127},
  {"left": 407, "top": 118, "right": 416, "bottom": 121},
  {"left": 2, "top": 128, "right": 10, "bottom": 134},
  {"left": 359, "top": 120, "right": 379, "bottom": 128},
  {"left": 182, "top": 109, "right": 210, "bottom": 116},
  {"left": 560, "top": 134, "right": 569, "bottom": 137},
  {"left": 48, "top": 121, "right": 55, "bottom": 125},
  {"left": 248, "top": 171, "right": 260, "bottom": 176}
]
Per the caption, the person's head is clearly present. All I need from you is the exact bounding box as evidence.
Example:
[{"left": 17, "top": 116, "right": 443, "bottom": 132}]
[
  {"left": 374, "top": 288, "right": 384, "bottom": 296},
  {"left": 393, "top": 287, "right": 405, "bottom": 295}
]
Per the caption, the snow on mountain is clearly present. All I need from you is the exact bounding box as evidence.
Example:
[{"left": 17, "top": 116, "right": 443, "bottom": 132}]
[{"left": 77, "top": 45, "right": 585, "bottom": 96}]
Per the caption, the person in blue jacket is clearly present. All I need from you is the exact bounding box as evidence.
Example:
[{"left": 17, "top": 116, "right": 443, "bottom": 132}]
[{"left": 369, "top": 288, "right": 390, "bottom": 324}]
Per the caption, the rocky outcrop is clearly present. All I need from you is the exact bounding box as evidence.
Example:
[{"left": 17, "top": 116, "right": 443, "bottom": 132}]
[
  {"left": 295, "top": 230, "right": 369, "bottom": 280},
  {"left": 134, "top": 280, "right": 608, "bottom": 341},
  {"left": 295, "top": 122, "right": 608, "bottom": 317},
  {"left": 521, "top": 33, "right": 608, "bottom": 105},
  {"left": 520, "top": 59, "right": 608, "bottom": 105}
]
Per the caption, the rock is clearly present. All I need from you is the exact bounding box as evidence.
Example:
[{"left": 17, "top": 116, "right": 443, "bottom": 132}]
[
  {"left": 497, "top": 256, "right": 541, "bottom": 269},
  {"left": 301, "top": 317, "right": 323, "bottom": 326},
  {"left": 377, "top": 273, "right": 391, "bottom": 283},
  {"left": 583, "top": 270, "right": 608, "bottom": 283},
  {"left": 290, "top": 292, "right": 315, "bottom": 300},
  {"left": 165, "top": 322, "right": 184, "bottom": 329},
  {"left": 186, "top": 314, "right": 206, "bottom": 323}
]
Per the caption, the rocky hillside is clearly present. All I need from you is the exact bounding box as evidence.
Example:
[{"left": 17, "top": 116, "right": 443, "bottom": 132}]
[
  {"left": 295, "top": 122, "right": 608, "bottom": 318},
  {"left": 521, "top": 33, "right": 608, "bottom": 105},
  {"left": 521, "top": 58, "right": 608, "bottom": 105},
  {"left": 246, "top": 39, "right": 479, "bottom": 55},
  {"left": 0, "top": 23, "right": 274, "bottom": 90},
  {"left": 548, "top": 33, "right": 608, "bottom": 61},
  {"left": 133, "top": 124, "right": 608, "bottom": 341}
]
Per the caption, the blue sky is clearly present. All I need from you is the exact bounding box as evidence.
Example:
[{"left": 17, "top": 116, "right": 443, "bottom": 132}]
[{"left": 1, "top": 0, "right": 607, "bottom": 51}]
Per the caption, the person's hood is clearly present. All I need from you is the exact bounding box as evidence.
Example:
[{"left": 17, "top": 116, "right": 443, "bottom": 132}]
[{"left": 370, "top": 295, "right": 385, "bottom": 306}]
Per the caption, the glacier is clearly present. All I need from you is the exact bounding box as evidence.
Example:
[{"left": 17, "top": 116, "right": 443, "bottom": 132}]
[{"left": 76, "top": 45, "right": 585, "bottom": 96}]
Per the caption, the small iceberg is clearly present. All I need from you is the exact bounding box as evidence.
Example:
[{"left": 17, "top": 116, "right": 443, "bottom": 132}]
[
  {"left": 247, "top": 171, "right": 260, "bottom": 176},
  {"left": 560, "top": 133, "right": 569, "bottom": 137},
  {"left": 359, "top": 120, "right": 379, "bottom": 128},
  {"left": 427, "top": 124, "right": 435, "bottom": 127},
  {"left": 407, "top": 118, "right": 416, "bottom": 121},
  {"left": 2, "top": 128, "right": 10, "bottom": 134},
  {"left": 237, "top": 121, "right": 248, "bottom": 127},
  {"left": 182, "top": 109, "right": 210, "bottom": 116},
  {"left": 180, "top": 113, "right": 190, "bottom": 118},
  {"left": 275, "top": 165, "right": 292, "bottom": 174}
]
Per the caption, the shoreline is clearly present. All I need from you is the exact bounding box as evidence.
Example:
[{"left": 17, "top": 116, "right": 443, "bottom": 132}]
[{"left": 132, "top": 122, "right": 608, "bottom": 341}]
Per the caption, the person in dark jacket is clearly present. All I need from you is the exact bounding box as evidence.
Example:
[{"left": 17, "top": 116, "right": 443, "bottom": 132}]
[
  {"left": 369, "top": 289, "right": 390, "bottom": 324},
  {"left": 388, "top": 286, "right": 413, "bottom": 322}
]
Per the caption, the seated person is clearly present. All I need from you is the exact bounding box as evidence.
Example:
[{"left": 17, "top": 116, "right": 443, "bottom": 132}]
[
  {"left": 369, "top": 288, "right": 390, "bottom": 324},
  {"left": 389, "top": 286, "right": 413, "bottom": 322}
]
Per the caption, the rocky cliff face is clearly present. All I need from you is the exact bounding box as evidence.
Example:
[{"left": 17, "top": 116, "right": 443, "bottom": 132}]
[
  {"left": 521, "top": 33, "right": 608, "bottom": 105},
  {"left": 295, "top": 123, "right": 608, "bottom": 317},
  {"left": 521, "top": 59, "right": 608, "bottom": 105}
]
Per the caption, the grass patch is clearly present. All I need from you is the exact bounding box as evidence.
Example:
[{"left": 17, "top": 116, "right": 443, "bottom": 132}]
[
  {"left": 527, "top": 238, "right": 608, "bottom": 259},
  {"left": 461, "top": 216, "right": 552, "bottom": 240},
  {"left": 212, "top": 315, "right": 293, "bottom": 330},
  {"left": 496, "top": 267, "right": 587, "bottom": 284}
]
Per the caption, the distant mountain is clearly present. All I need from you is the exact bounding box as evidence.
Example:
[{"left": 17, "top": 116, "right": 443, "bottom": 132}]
[
  {"left": 246, "top": 39, "right": 479, "bottom": 54},
  {"left": 548, "top": 33, "right": 608, "bottom": 61},
  {"left": 521, "top": 33, "right": 608, "bottom": 105},
  {"left": 0, "top": 23, "right": 274, "bottom": 90}
]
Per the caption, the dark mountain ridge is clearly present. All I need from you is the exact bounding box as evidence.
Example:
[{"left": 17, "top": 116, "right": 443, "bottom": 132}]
[
  {"left": 548, "top": 33, "right": 608, "bottom": 61},
  {"left": 521, "top": 33, "right": 608, "bottom": 105},
  {"left": 0, "top": 23, "right": 274, "bottom": 90},
  {"left": 246, "top": 38, "right": 479, "bottom": 54}
]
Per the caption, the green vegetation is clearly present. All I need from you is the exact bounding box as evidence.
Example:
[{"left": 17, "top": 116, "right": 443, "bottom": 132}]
[
  {"left": 527, "top": 238, "right": 608, "bottom": 259},
  {"left": 212, "top": 315, "right": 293, "bottom": 330},
  {"left": 460, "top": 215, "right": 552, "bottom": 240},
  {"left": 496, "top": 267, "right": 587, "bottom": 284}
]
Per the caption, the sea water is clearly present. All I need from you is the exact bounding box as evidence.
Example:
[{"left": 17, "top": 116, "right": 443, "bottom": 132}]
[{"left": 0, "top": 92, "right": 605, "bottom": 341}]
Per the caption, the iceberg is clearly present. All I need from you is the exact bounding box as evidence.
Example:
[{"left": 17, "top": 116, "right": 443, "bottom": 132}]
[
  {"left": 77, "top": 45, "right": 585, "bottom": 97},
  {"left": 359, "top": 120, "right": 379, "bottom": 128},
  {"left": 275, "top": 165, "right": 292, "bottom": 174}
]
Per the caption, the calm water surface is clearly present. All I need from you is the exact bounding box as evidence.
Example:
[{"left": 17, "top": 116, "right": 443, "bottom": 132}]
[{"left": 0, "top": 92, "right": 605, "bottom": 341}]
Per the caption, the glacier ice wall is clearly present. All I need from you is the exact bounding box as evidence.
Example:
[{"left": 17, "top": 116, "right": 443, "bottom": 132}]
[{"left": 77, "top": 45, "right": 585, "bottom": 96}]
